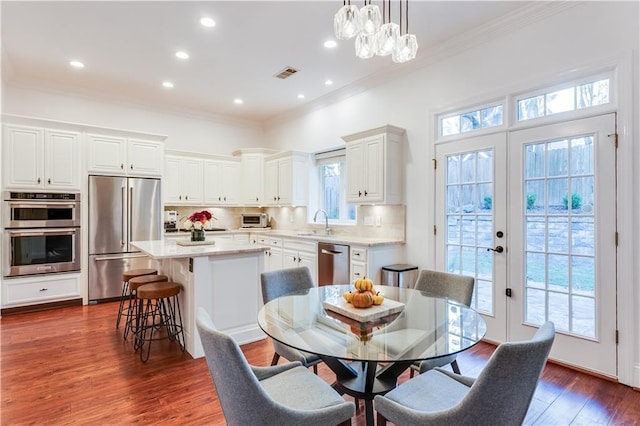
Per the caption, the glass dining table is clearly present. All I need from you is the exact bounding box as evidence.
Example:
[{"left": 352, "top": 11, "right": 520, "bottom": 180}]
[{"left": 257, "top": 284, "right": 487, "bottom": 426}]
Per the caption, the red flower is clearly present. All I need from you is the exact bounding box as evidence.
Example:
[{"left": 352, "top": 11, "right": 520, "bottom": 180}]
[{"left": 189, "top": 210, "right": 214, "bottom": 224}]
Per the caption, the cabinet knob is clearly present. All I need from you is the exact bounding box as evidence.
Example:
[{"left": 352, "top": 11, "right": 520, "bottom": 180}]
[
  {"left": 273, "top": 196, "right": 277, "bottom": 201},
  {"left": 39, "top": 288, "right": 48, "bottom": 292},
  {"left": 121, "top": 163, "right": 124, "bottom": 169},
  {"left": 130, "top": 164, "right": 134, "bottom": 170},
  {"left": 219, "top": 197, "right": 222, "bottom": 201},
  {"left": 358, "top": 190, "right": 362, "bottom": 197},
  {"left": 277, "top": 196, "right": 280, "bottom": 201},
  {"left": 47, "top": 178, "right": 51, "bottom": 184},
  {"left": 354, "top": 272, "right": 361, "bottom": 277},
  {"left": 354, "top": 252, "right": 361, "bottom": 257},
  {"left": 224, "top": 197, "right": 226, "bottom": 201},
  {"left": 179, "top": 195, "right": 182, "bottom": 200},
  {"left": 256, "top": 197, "right": 259, "bottom": 202},
  {"left": 185, "top": 195, "right": 189, "bottom": 200},
  {"left": 364, "top": 190, "right": 368, "bottom": 196},
  {"left": 37, "top": 178, "right": 41, "bottom": 184}
]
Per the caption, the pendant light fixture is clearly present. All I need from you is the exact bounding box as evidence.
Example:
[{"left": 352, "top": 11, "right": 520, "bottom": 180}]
[
  {"left": 392, "top": 0, "right": 418, "bottom": 63},
  {"left": 335, "top": 0, "right": 417, "bottom": 62}
]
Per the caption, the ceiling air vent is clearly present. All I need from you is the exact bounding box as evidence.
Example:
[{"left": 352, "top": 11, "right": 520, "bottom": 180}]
[{"left": 274, "top": 67, "right": 299, "bottom": 79}]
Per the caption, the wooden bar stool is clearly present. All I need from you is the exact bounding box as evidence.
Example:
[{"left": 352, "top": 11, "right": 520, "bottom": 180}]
[
  {"left": 116, "top": 268, "right": 157, "bottom": 330},
  {"left": 134, "top": 282, "right": 185, "bottom": 362},
  {"left": 123, "top": 274, "right": 169, "bottom": 340}
]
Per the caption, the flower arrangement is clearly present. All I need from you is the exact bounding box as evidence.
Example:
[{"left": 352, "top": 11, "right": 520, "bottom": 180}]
[{"left": 187, "top": 210, "right": 215, "bottom": 230}]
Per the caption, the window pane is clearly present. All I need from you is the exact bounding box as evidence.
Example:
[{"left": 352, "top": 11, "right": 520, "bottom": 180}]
[
  {"left": 481, "top": 105, "right": 503, "bottom": 128},
  {"left": 518, "top": 95, "right": 544, "bottom": 120},
  {"left": 461, "top": 111, "right": 481, "bottom": 133},
  {"left": 442, "top": 116, "right": 460, "bottom": 136},
  {"left": 577, "top": 78, "right": 609, "bottom": 109},
  {"left": 545, "top": 87, "right": 574, "bottom": 115},
  {"left": 525, "top": 143, "right": 546, "bottom": 178}
]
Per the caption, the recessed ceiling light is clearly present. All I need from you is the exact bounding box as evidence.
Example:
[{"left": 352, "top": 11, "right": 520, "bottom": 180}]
[
  {"left": 233, "top": 98, "right": 244, "bottom": 104},
  {"left": 324, "top": 40, "right": 337, "bottom": 48},
  {"left": 200, "top": 17, "right": 216, "bottom": 27},
  {"left": 175, "top": 51, "right": 189, "bottom": 60},
  {"left": 162, "top": 81, "right": 174, "bottom": 89},
  {"left": 297, "top": 94, "right": 305, "bottom": 99},
  {"left": 69, "top": 60, "right": 84, "bottom": 69},
  {"left": 325, "top": 80, "right": 333, "bottom": 86}
]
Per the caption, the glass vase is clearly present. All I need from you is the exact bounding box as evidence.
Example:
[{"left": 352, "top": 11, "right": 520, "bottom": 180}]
[{"left": 191, "top": 229, "right": 205, "bottom": 242}]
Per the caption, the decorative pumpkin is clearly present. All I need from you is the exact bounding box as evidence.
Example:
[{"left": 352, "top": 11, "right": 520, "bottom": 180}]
[
  {"left": 350, "top": 291, "right": 373, "bottom": 308},
  {"left": 372, "top": 292, "right": 384, "bottom": 305},
  {"left": 354, "top": 276, "right": 374, "bottom": 292},
  {"left": 343, "top": 291, "right": 354, "bottom": 302}
]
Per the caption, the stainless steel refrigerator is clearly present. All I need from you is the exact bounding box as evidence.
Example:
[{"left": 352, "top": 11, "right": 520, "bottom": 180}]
[{"left": 88, "top": 175, "right": 162, "bottom": 302}]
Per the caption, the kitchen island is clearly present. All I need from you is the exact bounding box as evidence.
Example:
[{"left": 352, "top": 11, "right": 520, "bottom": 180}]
[{"left": 131, "top": 239, "right": 266, "bottom": 359}]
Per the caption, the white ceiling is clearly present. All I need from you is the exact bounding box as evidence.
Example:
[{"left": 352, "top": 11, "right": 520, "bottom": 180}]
[{"left": 1, "top": 1, "right": 528, "bottom": 123}]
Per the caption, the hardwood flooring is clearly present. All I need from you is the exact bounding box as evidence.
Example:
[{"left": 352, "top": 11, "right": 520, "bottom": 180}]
[{"left": 1, "top": 302, "right": 639, "bottom": 425}]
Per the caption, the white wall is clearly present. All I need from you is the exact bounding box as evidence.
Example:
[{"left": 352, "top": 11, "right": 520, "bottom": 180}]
[
  {"left": 262, "top": 1, "right": 640, "bottom": 386},
  {"left": 2, "top": 85, "right": 266, "bottom": 155}
]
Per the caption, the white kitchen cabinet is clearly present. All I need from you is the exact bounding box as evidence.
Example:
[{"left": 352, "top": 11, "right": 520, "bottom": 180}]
[
  {"left": 2, "top": 273, "right": 81, "bottom": 308},
  {"left": 165, "top": 155, "right": 204, "bottom": 205},
  {"left": 349, "top": 244, "right": 404, "bottom": 285},
  {"left": 203, "top": 158, "right": 241, "bottom": 205},
  {"left": 254, "top": 236, "right": 283, "bottom": 272},
  {"left": 343, "top": 125, "right": 405, "bottom": 204},
  {"left": 283, "top": 239, "right": 318, "bottom": 284},
  {"left": 87, "top": 134, "right": 163, "bottom": 177},
  {"left": 239, "top": 153, "right": 265, "bottom": 206},
  {"left": 264, "top": 151, "right": 309, "bottom": 206},
  {"left": 3, "top": 124, "right": 80, "bottom": 190}
]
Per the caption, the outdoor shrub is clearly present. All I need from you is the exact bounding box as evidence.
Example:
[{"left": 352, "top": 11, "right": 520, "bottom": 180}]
[
  {"left": 526, "top": 193, "right": 536, "bottom": 209},
  {"left": 563, "top": 193, "right": 582, "bottom": 209},
  {"left": 482, "top": 196, "right": 492, "bottom": 210}
]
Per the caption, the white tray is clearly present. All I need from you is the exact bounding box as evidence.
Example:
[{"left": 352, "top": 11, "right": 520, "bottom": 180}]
[
  {"left": 323, "top": 297, "right": 405, "bottom": 323},
  {"left": 176, "top": 240, "right": 216, "bottom": 246}
]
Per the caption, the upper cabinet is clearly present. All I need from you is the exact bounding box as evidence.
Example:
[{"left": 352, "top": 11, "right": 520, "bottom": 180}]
[
  {"left": 3, "top": 124, "right": 80, "bottom": 190},
  {"left": 165, "top": 155, "right": 204, "bottom": 205},
  {"left": 87, "top": 134, "right": 163, "bottom": 177},
  {"left": 343, "top": 125, "right": 405, "bottom": 204},
  {"left": 203, "top": 158, "right": 241, "bottom": 205},
  {"left": 236, "top": 151, "right": 267, "bottom": 206},
  {"left": 264, "top": 151, "right": 309, "bottom": 206}
]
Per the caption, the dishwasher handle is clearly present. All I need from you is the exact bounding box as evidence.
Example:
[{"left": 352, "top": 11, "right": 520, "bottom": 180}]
[{"left": 321, "top": 248, "right": 344, "bottom": 256}]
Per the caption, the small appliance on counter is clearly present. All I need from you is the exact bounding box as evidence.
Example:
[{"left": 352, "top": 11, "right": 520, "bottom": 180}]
[
  {"left": 241, "top": 213, "right": 270, "bottom": 228},
  {"left": 164, "top": 210, "right": 178, "bottom": 232}
]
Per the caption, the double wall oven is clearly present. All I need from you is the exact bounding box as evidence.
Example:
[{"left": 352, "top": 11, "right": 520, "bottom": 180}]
[{"left": 3, "top": 191, "right": 81, "bottom": 278}]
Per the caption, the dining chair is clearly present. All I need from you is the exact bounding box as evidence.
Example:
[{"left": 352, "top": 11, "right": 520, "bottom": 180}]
[
  {"left": 410, "top": 269, "right": 475, "bottom": 376},
  {"left": 374, "top": 321, "right": 555, "bottom": 426},
  {"left": 196, "top": 308, "right": 355, "bottom": 426},
  {"left": 260, "top": 266, "right": 322, "bottom": 374}
]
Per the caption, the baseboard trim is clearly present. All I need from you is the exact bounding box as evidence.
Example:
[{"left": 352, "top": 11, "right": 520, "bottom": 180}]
[{"left": 1, "top": 298, "right": 83, "bottom": 316}]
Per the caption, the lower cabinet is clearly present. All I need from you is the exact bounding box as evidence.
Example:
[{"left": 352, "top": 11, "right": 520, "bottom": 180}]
[
  {"left": 283, "top": 239, "right": 317, "bottom": 285},
  {"left": 349, "top": 244, "right": 404, "bottom": 285},
  {"left": 2, "top": 273, "right": 81, "bottom": 308}
]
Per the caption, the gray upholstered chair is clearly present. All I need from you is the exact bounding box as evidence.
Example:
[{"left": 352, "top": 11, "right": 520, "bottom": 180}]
[
  {"left": 410, "top": 269, "right": 475, "bottom": 376},
  {"left": 260, "top": 266, "right": 322, "bottom": 373},
  {"left": 374, "top": 321, "right": 555, "bottom": 426},
  {"left": 196, "top": 308, "right": 355, "bottom": 426}
]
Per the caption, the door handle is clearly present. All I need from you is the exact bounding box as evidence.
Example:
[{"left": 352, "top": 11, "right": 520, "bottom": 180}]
[{"left": 487, "top": 246, "right": 504, "bottom": 253}]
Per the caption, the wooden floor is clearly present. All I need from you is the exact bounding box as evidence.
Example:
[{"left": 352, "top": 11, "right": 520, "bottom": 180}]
[{"left": 1, "top": 302, "right": 639, "bottom": 425}]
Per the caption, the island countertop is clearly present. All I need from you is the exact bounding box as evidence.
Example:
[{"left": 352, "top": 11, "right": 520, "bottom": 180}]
[{"left": 131, "top": 239, "right": 266, "bottom": 259}]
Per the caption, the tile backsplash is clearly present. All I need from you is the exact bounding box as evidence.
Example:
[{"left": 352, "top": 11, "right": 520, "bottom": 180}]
[{"left": 164, "top": 205, "right": 405, "bottom": 240}]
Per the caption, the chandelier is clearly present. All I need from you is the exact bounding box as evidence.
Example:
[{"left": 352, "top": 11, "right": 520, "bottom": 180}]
[{"left": 334, "top": 0, "right": 418, "bottom": 63}]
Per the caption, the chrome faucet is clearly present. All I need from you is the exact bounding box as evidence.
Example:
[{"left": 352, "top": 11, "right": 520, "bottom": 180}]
[{"left": 313, "top": 209, "right": 331, "bottom": 235}]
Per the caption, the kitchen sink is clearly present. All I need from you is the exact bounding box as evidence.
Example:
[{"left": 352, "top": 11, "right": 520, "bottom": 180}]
[{"left": 296, "top": 232, "right": 317, "bottom": 236}]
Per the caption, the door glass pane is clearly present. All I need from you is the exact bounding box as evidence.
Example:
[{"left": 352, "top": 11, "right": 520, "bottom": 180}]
[
  {"left": 445, "top": 149, "right": 494, "bottom": 315},
  {"left": 523, "top": 136, "right": 596, "bottom": 337}
]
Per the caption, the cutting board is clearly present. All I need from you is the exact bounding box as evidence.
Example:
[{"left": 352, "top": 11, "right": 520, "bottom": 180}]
[
  {"left": 323, "top": 297, "right": 405, "bottom": 323},
  {"left": 176, "top": 240, "right": 216, "bottom": 246}
]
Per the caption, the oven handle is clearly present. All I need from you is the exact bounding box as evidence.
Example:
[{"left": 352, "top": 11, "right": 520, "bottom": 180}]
[
  {"left": 6, "top": 202, "right": 79, "bottom": 209},
  {"left": 6, "top": 228, "right": 78, "bottom": 237}
]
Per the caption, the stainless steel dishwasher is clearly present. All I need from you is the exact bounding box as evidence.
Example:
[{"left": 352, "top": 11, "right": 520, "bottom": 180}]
[{"left": 317, "top": 242, "right": 350, "bottom": 286}]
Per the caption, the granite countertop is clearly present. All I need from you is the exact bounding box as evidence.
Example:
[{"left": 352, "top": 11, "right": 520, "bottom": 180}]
[
  {"left": 163, "top": 228, "right": 404, "bottom": 247},
  {"left": 131, "top": 239, "right": 266, "bottom": 259}
]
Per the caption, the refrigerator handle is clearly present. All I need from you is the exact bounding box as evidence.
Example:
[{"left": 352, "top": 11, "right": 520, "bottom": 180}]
[
  {"left": 129, "top": 185, "right": 134, "bottom": 244},
  {"left": 121, "top": 185, "right": 126, "bottom": 246}
]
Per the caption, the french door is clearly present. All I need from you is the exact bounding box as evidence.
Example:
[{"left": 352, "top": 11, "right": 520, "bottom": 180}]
[{"left": 435, "top": 114, "right": 617, "bottom": 377}]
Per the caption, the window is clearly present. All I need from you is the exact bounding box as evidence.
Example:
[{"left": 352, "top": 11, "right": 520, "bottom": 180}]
[
  {"left": 517, "top": 77, "right": 610, "bottom": 121},
  {"left": 440, "top": 103, "right": 504, "bottom": 137},
  {"left": 315, "top": 149, "right": 356, "bottom": 223}
]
